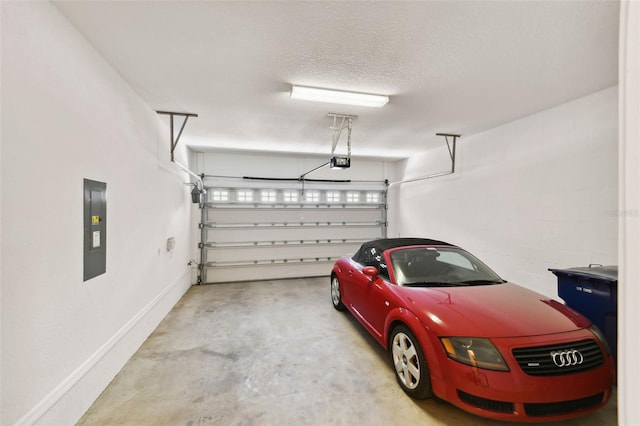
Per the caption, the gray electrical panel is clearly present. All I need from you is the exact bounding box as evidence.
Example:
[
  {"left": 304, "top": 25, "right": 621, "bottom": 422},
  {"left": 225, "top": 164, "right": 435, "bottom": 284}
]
[{"left": 84, "top": 179, "right": 107, "bottom": 281}]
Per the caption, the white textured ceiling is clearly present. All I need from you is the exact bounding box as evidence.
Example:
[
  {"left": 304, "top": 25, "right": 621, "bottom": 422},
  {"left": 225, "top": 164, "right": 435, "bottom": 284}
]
[{"left": 53, "top": 1, "right": 619, "bottom": 160}]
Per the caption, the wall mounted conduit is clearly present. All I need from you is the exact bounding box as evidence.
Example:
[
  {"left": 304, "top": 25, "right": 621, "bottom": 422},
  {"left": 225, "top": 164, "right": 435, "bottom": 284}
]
[
  {"left": 388, "top": 133, "right": 461, "bottom": 188},
  {"left": 383, "top": 133, "right": 460, "bottom": 238},
  {"left": 157, "top": 110, "right": 206, "bottom": 284}
]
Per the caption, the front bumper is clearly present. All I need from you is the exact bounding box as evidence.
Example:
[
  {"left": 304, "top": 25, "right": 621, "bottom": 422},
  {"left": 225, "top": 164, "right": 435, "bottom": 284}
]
[{"left": 429, "top": 331, "right": 615, "bottom": 422}]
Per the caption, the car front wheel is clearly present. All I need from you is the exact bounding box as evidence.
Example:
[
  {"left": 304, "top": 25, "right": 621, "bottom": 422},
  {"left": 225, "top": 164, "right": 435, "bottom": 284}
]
[
  {"left": 390, "top": 325, "right": 433, "bottom": 399},
  {"left": 331, "top": 275, "right": 346, "bottom": 311}
]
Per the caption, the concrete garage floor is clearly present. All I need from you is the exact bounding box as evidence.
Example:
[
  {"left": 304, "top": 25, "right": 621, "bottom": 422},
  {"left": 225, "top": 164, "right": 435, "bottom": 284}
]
[{"left": 78, "top": 277, "right": 617, "bottom": 426}]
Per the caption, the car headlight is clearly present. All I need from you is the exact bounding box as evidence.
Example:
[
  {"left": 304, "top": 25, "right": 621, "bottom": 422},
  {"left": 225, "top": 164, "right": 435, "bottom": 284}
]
[
  {"left": 588, "top": 324, "right": 611, "bottom": 355},
  {"left": 440, "top": 337, "right": 509, "bottom": 371}
]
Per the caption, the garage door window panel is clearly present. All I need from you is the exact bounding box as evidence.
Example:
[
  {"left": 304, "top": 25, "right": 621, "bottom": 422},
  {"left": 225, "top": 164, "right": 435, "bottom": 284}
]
[
  {"left": 211, "top": 189, "right": 229, "bottom": 202},
  {"left": 261, "top": 190, "right": 277, "bottom": 203},
  {"left": 237, "top": 190, "right": 254, "bottom": 203},
  {"left": 327, "top": 191, "right": 341, "bottom": 203},
  {"left": 366, "top": 192, "right": 380, "bottom": 203},
  {"left": 305, "top": 191, "right": 320, "bottom": 203},
  {"left": 346, "top": 192, "right": 360, "bottom": 203},
  {"left": 283, "top": 190, "right": 299, "bottom": 203}
]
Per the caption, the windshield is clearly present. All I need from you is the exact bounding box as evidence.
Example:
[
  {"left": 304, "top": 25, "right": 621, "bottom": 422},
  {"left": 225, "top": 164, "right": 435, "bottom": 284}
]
[{"left": 389, "top": 247, "right": 505, "bottom": 287}]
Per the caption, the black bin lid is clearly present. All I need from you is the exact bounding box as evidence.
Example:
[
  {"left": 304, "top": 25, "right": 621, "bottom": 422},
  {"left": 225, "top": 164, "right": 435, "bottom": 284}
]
[{"left": 548, "top": 265, "right": 617, "bottom": 283}]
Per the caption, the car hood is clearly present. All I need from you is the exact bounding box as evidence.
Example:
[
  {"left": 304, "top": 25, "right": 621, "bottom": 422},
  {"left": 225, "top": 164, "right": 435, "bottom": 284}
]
[{"left": 397, "top": 282, "right": 590, "bottom": 338}]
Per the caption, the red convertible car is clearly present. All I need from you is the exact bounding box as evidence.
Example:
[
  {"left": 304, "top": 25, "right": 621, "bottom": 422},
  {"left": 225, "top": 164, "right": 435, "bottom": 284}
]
[{"left": 330, "top": 238, "right": 614, "bottom": 422}]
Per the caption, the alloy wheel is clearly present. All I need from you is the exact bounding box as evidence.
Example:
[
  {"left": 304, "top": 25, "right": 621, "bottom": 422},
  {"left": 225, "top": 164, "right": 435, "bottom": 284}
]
[
  {"left": 392, "top": 332, "right": 420, "bottom": 389},
  {"left": 331, "top": 276, "right": 345, "bottom": 311}
]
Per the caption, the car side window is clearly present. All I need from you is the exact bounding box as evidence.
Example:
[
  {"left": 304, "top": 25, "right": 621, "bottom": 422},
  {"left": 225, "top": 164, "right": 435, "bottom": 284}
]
[
  {"left": 353, "top": 246, "right": 389, "bottom": 279},
  {"left": 352, "top": 248, "right": 366, "bottom": 265},
  {"left": 363, "top": 248, "right": 379, "bottom": 268}
]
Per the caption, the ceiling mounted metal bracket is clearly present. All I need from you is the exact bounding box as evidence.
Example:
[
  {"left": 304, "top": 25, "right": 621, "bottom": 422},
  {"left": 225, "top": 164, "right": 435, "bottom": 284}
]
[
  {"left": 436, "top": 133, "right": 461, "bottom": 173},
  {"left": 328, "top": 113, "right": 357, "bottom": 156},
  {"left": 157, "top": 110, "right": 198, "bottom": 161}
]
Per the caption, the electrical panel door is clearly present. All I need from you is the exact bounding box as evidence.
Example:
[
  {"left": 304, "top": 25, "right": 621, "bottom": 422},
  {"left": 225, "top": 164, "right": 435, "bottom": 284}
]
[{"left": 84, "top": 179, "right": 107, "bottom": 281}]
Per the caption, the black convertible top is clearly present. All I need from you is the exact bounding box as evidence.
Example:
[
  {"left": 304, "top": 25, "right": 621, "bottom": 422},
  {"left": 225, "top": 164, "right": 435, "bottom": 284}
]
[
  {"left": 350, "top": 238, "right": 455, "bottom": 278},
  {"left": 359, "top": 238, "right": 454, "bottom": 253}
]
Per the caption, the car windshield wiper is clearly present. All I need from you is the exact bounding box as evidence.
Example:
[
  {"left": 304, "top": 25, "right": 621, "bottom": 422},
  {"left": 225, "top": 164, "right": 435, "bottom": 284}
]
[
  {"left": 403, "top": 282, "right": 458, "bottom": 287},
  {"left": 456, "top": 279, "right": 506, "bottom": 285}
]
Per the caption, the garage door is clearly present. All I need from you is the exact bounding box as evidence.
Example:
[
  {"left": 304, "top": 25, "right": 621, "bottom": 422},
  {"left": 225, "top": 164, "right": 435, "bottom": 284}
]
[{"left": 198, "top": 176, "right": 387, "bottom": 283}]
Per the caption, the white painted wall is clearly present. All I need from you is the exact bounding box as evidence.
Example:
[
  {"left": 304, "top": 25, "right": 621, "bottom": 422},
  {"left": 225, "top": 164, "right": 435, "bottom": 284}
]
[
  {"left": 617, "top": 1, "right": 640, "bottom": 424},
  {"left": 1, "top": 3, "right": 195, "bottom": 424},
  {"left": 388, "top": 87, "right": 618, "bottom": 299}
]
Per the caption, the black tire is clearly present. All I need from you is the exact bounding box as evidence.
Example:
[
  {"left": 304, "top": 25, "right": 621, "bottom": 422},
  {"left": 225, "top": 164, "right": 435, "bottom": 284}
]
[
  {"left": 331, "top": 275, "right": 346, "bottom": 311},
  {"left": 390, "top": 325, "right": 433, "bottom": 399}
]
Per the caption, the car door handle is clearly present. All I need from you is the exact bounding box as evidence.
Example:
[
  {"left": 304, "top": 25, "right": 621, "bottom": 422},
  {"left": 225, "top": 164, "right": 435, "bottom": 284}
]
[{"left": 348, "top": 270, "right": 354, "bottom": 276}]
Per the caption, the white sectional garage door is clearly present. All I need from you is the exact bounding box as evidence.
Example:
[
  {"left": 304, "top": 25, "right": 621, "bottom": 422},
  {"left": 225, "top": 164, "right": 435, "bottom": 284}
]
[{"left": 199, "top": 177, "right": 387, "bottom": 283}]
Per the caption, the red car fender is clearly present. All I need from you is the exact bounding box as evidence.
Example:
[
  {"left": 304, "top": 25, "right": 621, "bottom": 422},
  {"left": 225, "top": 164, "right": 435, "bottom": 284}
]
[
  {"left": 384, "top": 306, "right": 445, "bottom": 377},
  {"left": 331, "top": 263, "right": 352, "bottom": 306}
]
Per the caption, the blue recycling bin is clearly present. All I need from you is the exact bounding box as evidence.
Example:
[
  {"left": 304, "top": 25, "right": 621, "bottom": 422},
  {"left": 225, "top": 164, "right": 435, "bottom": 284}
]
[{"left": 548, "top": 265, "right": 617, "bottom": 360}]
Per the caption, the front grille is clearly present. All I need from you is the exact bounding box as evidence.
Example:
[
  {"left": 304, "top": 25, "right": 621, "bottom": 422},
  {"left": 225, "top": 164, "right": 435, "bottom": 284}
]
[
  {"left": 457, "top": 390, "right": 515, "bottom": 413},
  {"left": 512, "top": 339, "right": 603, "bottom": 376},
  {"left": 524, "top": 393, "right": 604, "bottom": 416}
]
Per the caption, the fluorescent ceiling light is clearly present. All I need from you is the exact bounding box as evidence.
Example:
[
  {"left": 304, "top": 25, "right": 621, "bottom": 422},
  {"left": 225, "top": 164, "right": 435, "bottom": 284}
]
[{"left": 290, "top": 85, "right": 389, "bottom": 108}]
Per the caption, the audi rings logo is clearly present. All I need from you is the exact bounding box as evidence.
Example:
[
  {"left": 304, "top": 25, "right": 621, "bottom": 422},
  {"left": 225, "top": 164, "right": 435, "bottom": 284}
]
[{"left": 551, "top": 349, "right": 584, "bottom": 367}]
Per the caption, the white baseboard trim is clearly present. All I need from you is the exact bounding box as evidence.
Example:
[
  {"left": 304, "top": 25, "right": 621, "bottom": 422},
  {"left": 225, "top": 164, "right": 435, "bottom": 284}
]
[{"left": 16, "top": 269, "right": 192, "bottom": 426}]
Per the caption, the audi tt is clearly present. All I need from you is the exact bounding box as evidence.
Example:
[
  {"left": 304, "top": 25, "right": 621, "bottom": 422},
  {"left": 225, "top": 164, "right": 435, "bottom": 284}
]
[{"left": 330, "top": 238, "right": 614, "bottom": 422}]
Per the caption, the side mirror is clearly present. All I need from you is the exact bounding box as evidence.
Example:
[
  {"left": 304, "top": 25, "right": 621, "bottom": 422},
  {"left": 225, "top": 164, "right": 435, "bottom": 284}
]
[{"left": 363, "top": 266, "right": 379, "bottom": 280}]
